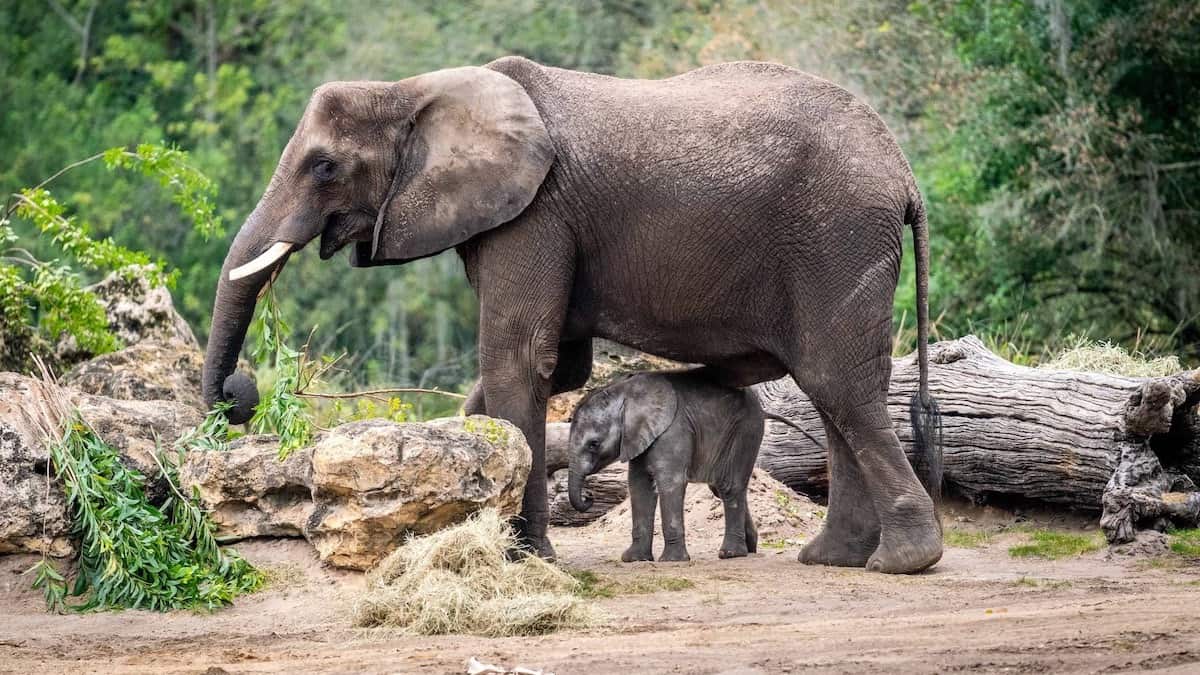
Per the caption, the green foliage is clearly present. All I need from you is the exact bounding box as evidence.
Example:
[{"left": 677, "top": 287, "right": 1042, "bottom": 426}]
[
  {"left": 943, "top": 529, "right": 993, "bottom": 549},
  {"left": 176, "top": 400, "right": 239, "bottom": 453},
  {"left": 249, "top": 287, "right": 313, "bottom": 459},
  {"left": 102, "top": 144, "right": 223, "bottom": 241},
  {"left": 31, "top": 418, "right": 263, "bottom": 613},
  {"left": 1167, "top": 528, "right": 1200, "bottom": 557},
  {"left": 462, "top": 417, "right": 511, "bottom": 446},
  {"left": 1, "top": 144, "right": 218, "bottom": 372},
  {"left": 1008, "top": 530, "right": 1104, "bottom": 559}
]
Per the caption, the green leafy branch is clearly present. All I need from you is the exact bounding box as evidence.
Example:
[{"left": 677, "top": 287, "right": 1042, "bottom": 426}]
[
  {"left": 246, "top": 284, "right": 466, "bottom": 460},
  {"left": 30, "top": 417, "right": 262, "bottom": 613},
  {"left": 0, "top": 144, "right": 221, "bottom": 370}
]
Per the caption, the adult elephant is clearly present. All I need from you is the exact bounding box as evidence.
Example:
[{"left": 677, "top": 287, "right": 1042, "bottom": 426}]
[{"left": 202, "top": 56, "right": 942, "bottom": 573}]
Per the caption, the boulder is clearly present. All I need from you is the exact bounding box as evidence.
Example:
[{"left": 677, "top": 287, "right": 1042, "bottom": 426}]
[
  {"left": 180, "top": 416, "right": 532, "bottom": 571},
  {"left": 62, "top": 340, "right": 206, "bottom": 412},
  {"left": 54, "top": 266, "right": 198, "bottom": 367},
  {"left": 179, "top": 435, "right": 315, "bottom": 540},
  {"left": 0, "top": 372, "right": 202, "bottom": 556}
]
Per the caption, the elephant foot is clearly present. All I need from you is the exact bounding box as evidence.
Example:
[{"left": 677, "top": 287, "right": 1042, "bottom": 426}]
[
  {"left": 866, "top": 496, "right": 942, "bottom": 574},
  {"left": 718, "top": 542, "right": 748, "bottom": 559},
  {"left": 658, "top": 545, "right": 691, "bottom": 562},
  {"left": 509, "top": 517, "right": 556, "bottom": 562},
  {"left": 621, "top": 544, "right": 654, "bottom": 563},
  {"left": 797, "top": 527, "right": 875, "bottom": 567}
]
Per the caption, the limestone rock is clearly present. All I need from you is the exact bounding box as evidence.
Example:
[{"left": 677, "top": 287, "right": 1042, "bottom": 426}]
[
  {"left": 306, "top": 417, "right": 530, "bottom": 570},
  {"left": 179, "top": 435, "right": 315, "bottom": 540},
  {"left": 55, "top": 266, "right": 198, "bottom": 366},
  {"left": 179, "top": 416, "right": 532, "bottom": 570},
  {"left": 0, "top": 372, "right": 202, "bottom": 556},
  {"left": 62, "top": 340, "right": 206, "bottom": 412}
]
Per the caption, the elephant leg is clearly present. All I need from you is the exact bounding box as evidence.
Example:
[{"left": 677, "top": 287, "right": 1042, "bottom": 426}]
[
  {"left": 744, "top": 504, "right": 758, "bottom": 554},
  {"left": 798, "top": 414, "right": 880, "bottom": 567},
  {"left": 656, "top": 473, "right": 690, "bottom": 562},
  {"left": 622, "top": 459, "right": 656, "bottom": 562},
  {"left": 717, "top": 488, "right": 750, "bottom": 559},
  {"left": 462, "top": 338, "right": 589, "bottom": 418},
  {"left": 794, "top": 317, "right": 941, "bottom": 573}
]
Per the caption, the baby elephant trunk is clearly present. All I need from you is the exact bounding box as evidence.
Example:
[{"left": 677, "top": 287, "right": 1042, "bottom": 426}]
[{"left": 568, "top": 458, "right": 594, "bottom": 512}]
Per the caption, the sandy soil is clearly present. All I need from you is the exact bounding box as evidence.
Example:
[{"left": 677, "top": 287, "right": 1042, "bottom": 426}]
[{"left": 3, "top": 497, "right": 1200, "bottom": 674}]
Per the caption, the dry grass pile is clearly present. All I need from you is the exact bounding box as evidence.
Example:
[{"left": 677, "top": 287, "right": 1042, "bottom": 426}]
[
  {"left": 350, "top": 509, "right": 596, "bottom": 636},
  {"left": 1041, "top": 338, "right": 1182, "bottom": 377}
]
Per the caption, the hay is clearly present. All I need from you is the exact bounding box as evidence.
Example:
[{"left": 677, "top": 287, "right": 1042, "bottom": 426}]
[
  {"left": 1041, "top": 338, "right": 1183, "bottom": 377},
  {"left": 350, "top": 509, "right": 596, "bottom": 636}
]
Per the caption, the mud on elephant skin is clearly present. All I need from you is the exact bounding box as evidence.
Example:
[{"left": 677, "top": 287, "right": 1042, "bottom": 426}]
[
  {"left": 201, "top": 56, "right": 942, "bottom": 571},
  {"left": 567, "top": 370, "right": 766, "bottom": 562}
]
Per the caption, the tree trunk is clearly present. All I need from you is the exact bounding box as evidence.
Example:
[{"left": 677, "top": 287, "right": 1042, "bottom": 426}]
[{"left": 752, "top": 336, "right": 1200, "bottom": 543}]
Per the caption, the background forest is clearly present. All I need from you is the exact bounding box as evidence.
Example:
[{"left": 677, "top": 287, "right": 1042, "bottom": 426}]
[{"left": 3, "top": 0, "right": 1198, "bottom": 398}]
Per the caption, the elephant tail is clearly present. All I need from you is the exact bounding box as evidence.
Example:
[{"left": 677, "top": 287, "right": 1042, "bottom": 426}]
[{"left": 905, "top": 189, "right": 943, "bottom": 501}]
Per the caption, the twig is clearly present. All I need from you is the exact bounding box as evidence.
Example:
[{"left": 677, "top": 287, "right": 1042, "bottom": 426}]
[{"left": 295, "top": 387, "right": 467, "bottom": 401}]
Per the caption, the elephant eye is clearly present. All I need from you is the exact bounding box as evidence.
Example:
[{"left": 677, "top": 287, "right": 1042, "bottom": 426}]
[
  {"left": 587, "top": 439, "right": 599, "bottom": 450},
  {"left": 312, "top": 159, "right": 337, "bottom": 182}
]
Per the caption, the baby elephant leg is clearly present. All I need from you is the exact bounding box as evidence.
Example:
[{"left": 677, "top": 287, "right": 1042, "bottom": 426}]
[
  {"left": 656, "top": 473, "right": 690, "bottom": 562},
  {"left": 717, "top": 488, "right": 751, "bottom": 559},
  {"left": 623, "top": 460, "right": 656, "bottom": 562}
]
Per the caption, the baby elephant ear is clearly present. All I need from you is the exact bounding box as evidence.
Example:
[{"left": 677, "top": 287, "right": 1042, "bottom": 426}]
[
  {"left": 620, "top": 377, "right": 679, "bottom": 462},
  {"left": 366, "top": 66, "right": 554, "bottom": 265}
]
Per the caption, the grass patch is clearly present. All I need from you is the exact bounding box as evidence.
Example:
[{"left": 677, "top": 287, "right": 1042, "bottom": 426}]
[
  {"left": 1013, "top": 576, "right": 1072, "bottom": 589},
  {"left": 570, "top": 570, "right": 694, "bottom": 598},
  {"left": 1041, "top": 336, "right": 1182, "bottom": 377},
  {"left": 1008, "top": 530, "right": 1104, "bottom": 559},
  {"left": 944, "top": 530, "right": 993, "bottom": 548},
  {"left": 1168, "top": 528, "right": 1200, "bottom": 557},
  {"left": 350, "top": 509, "right": 595, "bottom": 636}
]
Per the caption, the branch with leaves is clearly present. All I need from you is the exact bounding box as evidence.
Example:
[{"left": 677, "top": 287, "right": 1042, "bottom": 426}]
[{"left": 0, "top": 144, "right": 221, "bottom": 371}]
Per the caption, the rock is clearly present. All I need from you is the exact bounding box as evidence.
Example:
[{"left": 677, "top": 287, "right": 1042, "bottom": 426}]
[
  {"left": 0, "top": 372, "right": 202, "bottom": 556},
  {"left": 306, "top": 417, "right": 530, "bottom": 570},
  {"left": 61, "top": 340, "right": 206, "bottom": 412},
  {"left": 180, "top": 435, "right": 315, "bottom": 540},
  {"left": 548, "top": 464, "right": 629, "bottom": 526},
  {"left": 180, "top": 416, "right": 532, "bottom": 571},
  {"left": 55, "top": 266, "right": 198, "bottom": 366},
  {"left": 1106, "top": 529, "right": 1170, "bottom": 558}
]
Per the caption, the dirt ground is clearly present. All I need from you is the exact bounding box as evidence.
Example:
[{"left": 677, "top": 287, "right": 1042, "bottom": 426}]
[{"left": 3, "top": 492, "right": 1200, "bottom": 674}]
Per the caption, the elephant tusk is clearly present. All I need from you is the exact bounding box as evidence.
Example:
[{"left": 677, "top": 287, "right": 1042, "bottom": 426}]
[{"left": 228, "top": 241, "right": 292, "bottom": 281}]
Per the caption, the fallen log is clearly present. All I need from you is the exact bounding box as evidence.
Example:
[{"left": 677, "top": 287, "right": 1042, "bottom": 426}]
[{"left": 753, "top": 336, "right": 1200, "bottom": 543}]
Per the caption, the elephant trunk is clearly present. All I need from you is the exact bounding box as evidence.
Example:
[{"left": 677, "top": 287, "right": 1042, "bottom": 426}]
[
  {"left": 202, "top": 206, "right": 290, "bottom": 424},
  {"left": 568, "top": 457, "right": 594, "bottom": 512}
]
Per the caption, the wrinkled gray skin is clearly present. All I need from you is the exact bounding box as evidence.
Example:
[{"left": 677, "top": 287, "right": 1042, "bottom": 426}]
[
  {"left": 202, "top": 56, "right": 942, "bottom": 573},
  {"left": 568, "top": 370, "right": 764, "bottom": 562}
]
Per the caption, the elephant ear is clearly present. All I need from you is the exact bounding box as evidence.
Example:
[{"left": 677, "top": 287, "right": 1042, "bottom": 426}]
[
  {"left": 357, "top": 66, "right": 554, "bottom": 266},
  {"left": 620, "top": 377, "right": 679, "bottom": 462}
]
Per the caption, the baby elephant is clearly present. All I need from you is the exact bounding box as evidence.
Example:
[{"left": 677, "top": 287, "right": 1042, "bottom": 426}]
[{"left": 568, "top": 369, "right": 769, "bottom": 562}]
